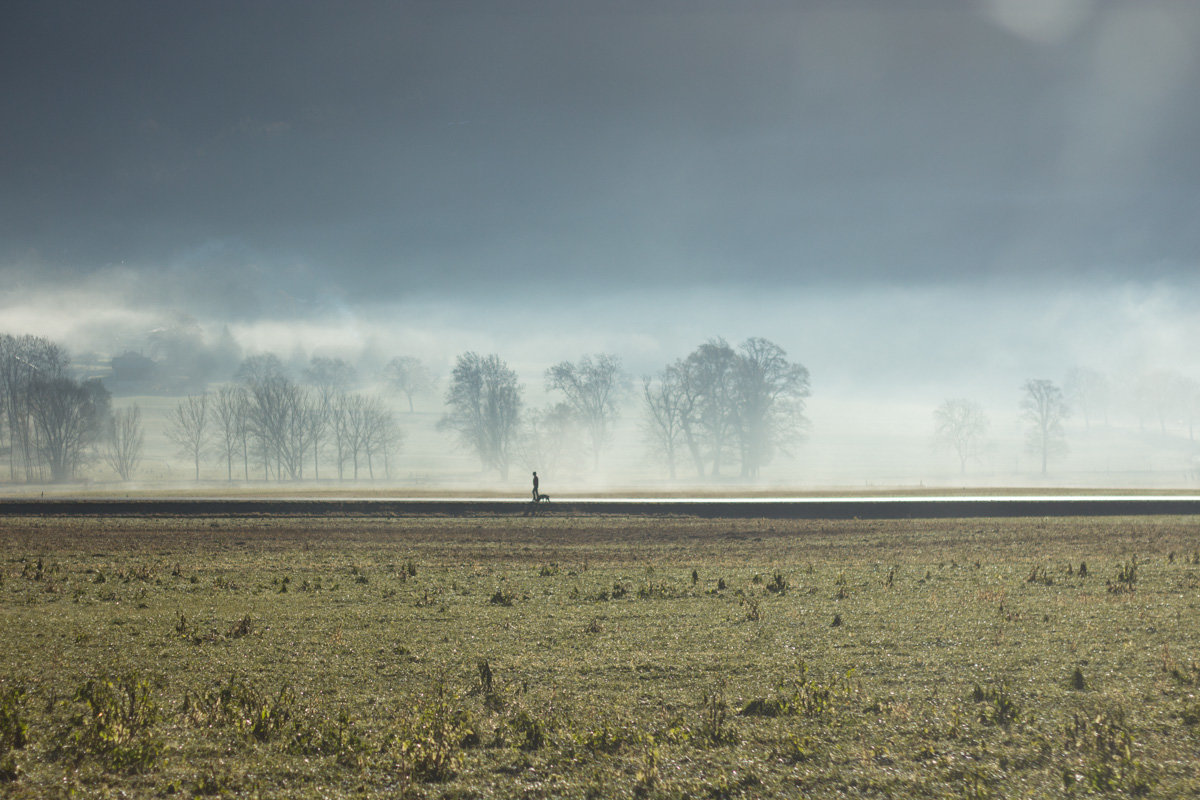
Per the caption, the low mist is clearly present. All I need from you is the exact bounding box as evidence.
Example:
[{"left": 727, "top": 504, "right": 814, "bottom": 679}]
[
  {"left": 3, "top": 276, "right": 1200, "bottom": 493},
  {"left": 2, "top": 2, "right": 1198, "bottom": 492}
]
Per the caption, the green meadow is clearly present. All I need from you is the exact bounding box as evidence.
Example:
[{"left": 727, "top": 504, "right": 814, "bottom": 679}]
[{"left": 2, "top": 513, "right": 1199, "bottom": 798}]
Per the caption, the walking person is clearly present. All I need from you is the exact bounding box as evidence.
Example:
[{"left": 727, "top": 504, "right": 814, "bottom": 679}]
[{"left": 532, "top": 471, "right": 539, "bottom": 502}]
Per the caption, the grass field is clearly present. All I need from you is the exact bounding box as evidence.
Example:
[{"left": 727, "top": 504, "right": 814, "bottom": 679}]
[{"left": 2, "top": 512, "right": 1199, "bottom": 798}]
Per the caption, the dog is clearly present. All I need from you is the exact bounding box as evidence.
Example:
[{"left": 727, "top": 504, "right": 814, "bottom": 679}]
[{"left": 535, "top": 493, "right": 551, "bottom": 503}]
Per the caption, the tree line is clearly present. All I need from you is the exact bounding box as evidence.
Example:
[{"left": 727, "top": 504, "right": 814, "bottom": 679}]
[
  {"left": 934, "top": 367, "right": 1200, "bottom": 477},
  {"left": 167, "top": 354, "right": 403, "bottom": 482},
  {"left": 0, "top": 334, "right": 113, "bottom": 483},
  {"left": 439, "top": 338, "right": 811, "bottom": 481},
  {"left": 0, "top": 331, "right": 812, "bottom": 484}
]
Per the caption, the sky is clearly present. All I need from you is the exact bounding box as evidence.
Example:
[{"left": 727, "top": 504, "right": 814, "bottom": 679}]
[{"left": 2, "top": 0, "right": 1199, "bottom": 401}]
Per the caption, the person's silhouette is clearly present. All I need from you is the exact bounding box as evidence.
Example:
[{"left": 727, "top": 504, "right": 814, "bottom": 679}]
[{"left": 532, "top": 471, "right": 539, "bottom": 502}]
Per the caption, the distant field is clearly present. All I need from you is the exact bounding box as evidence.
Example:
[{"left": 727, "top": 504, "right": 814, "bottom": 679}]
[{"left": 2, "top": 513, "right": 1200, "bottom": 798}]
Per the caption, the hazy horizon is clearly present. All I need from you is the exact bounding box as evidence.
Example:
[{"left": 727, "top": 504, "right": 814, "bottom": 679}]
[{"left": 2, "top": 1, "right": 1198, "bottom": 489}]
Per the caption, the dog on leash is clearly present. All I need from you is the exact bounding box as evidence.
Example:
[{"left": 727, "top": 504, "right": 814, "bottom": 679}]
[{"left": 534, "top": 493, "right": 551, "bottom": 503}]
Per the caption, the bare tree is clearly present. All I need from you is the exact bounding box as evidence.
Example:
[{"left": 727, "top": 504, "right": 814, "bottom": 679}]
[
  {"left": 302, "top": 356, "right": 356, "bottom": 480},
  {"left": 360, "top": 396, "right": 401, "bottom": 479},
  {"left": 338, "top": 393, "right": 369, "bottom": 479},
  {"left": 683, "top": 340, "right": 740, "bottom": 477},
  {"left": 933, "top": 398, "right": 988, "bottom": 476},
  {"left": 645, "top": 338, "right": 809, "bottom": 480},
  {"left": 235, "top": 353, "right": 287, "bottom": 386},
  {"left": 1021, "top": 379, "right": 1069, "bottom": 476},
  {"left": 0, "top": 334, "right": 69, "bottom": 481},
  {"left": 168, "top": 394, "right": 209, "bottom": 481},
  {"left": 641, "top": 371, "right": 687, "bottom": 480},
  {"left": 545, "top": 354, "right": 625, "bottom": 471},
  {"left": 1063, "top": 367, "right": 1110, "bottom": 430},
  {"left": 329, "top": 392, "right": 352, "bottom": 480},
  {"left": 732, "top": 337, "right": 809, "bottom": 478},
  {"left": 213, "top": 385, "right": 248, "bottom": 481},
  {"left": 439, "top": 352, "right": 522, "bottom": 479},
  {"left": 245, "top": 376, "right": 312, "bottom": 481},
  {"left": 517, "top": 402, "right": 583, "bottom": 477},
  {"left": 384, "top": 356, "right": 435, "bottom": 413},
  {"left": 26, "top": 376, "right": 110, "bottom": 482},
  {"left": 304, "top": 356, "right": 357, "bottom": 393},
  {"left": 1134, "top": 370, "right": 1189, "bottom": 436},
  {"left": 104, "top": 405, "right": 144, "bottom": 481}
]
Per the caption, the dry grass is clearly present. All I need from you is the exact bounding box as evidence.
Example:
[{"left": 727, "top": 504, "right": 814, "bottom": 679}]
[{"left": 1, "top": 513, "right": 1198, "bottom": 798}]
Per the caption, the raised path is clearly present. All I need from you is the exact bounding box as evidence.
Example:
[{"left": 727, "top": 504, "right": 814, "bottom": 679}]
[{"left": 2, "top": 496, "right": 1200, "bottom": 519}]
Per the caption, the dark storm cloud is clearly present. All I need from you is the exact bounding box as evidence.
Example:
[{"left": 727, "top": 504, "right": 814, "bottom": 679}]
[{"left": 2, "top": 1, "right": 1198, "bottom": 309}]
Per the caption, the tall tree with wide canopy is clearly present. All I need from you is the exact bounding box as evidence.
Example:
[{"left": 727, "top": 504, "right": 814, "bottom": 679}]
[{"left": 439, "top": 352, "right": 522, "bottom": 480}]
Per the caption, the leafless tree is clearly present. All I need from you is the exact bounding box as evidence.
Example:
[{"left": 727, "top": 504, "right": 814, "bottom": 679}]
[
  {"left": 0, "top": 334, "right": 69, "bottom": 481},
  {"left": 235, "top": 353, "right": 287, "bottom": 386},
  {"left": 732, "top": 337, "right": 809, "bottom": 478},
  {"left": 682, "top": 340, "right": 740, "bottom": 477},
  {"left": 1063, "top": 367, "right": 1110, "bottom": 430},
  {"left": 545, "top": 353, "right": 625, "bottom": 470},
  {"left": 338, "top": 393, "right": 369, "bottom": 479},
  {"left": 360, "top": 395, "right": 401, "bottom": 479},
  {"left": 1021, "top": 379, "right": 1069, "bottom": 476},
  {"left": 168, "top": 394, "right": 209, "bottom": 481},
  {"left": 26, "top": 376, "right": 110, "bottom": 482},
  {"left": 645, "top": 338, "right": 809, "bottom": 480},
  {"left": 438, "top": 352, "right": 522, "bottom": 479},
  {"left": 302, "top": 356, "right": 356, "bottom": 480},
  {"left": 1134, "top": 370, "right": 1189, "bottom": 436},
  {"left": 245, "top": 376, "right": 312, "bottom": 481},
  {"left": 213, "top": 385, "right": 248, "bottom": 481},
  {"left": 641, "top": 371, "right": 687, "bottom": 480},
  {"left": 384, "top": 356, "right": 435, "bottom": 412},
  {"left": 104, "top": 405, "right": 144, "bottom": 481},
  {"left": 933, "top": 398, "right": 988, "bottom": 476},
  {"left": 517, "top": 402, "right": 583, "bottom": 477}
]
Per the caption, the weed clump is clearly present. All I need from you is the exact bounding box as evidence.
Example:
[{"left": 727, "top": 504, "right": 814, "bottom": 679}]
[
  {"left": 182, "top": 675, "right": 295, "bottom": 743},
  {"left": 765, "top": 572, "right": 788, "bottom": 594},
  {"left": 971, "top": 683, "right": 1020, "bottom": 727},
  {"left": 228, "top": 615, "right": 253, "bottom": 638},
  {"left": 740, "top": 661, "right": 854, "bottom": 719},
  {"left": 0, "top": 684, "right": 27, "bottom": 781},
  {"left": 387, "top": 683, "right": 475, "bottom": 783},
  {"left": 697, "top": 684, "right": 735, "bottom": 745},
  {"left": 68, "top": 672, "right": 161, "bottom": 772},
  {"left": 1027, "top": 565, "right": 1054, "bottom": 585},
  {"left": 1108, "top": 558, "right": 1138, "bottom": 594},
  {"left": 1062, "top": 708, "right": 1152, "bottom": 795}
]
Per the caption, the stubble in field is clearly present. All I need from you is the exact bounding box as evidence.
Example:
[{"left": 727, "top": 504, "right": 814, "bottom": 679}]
[{"left": 1, "top": 513, "right": 1198, "bottom": 798}]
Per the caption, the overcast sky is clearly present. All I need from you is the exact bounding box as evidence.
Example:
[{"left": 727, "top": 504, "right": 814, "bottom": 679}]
[{"left": 2, "top": 0, "right": 1199, "bottom": 396}]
